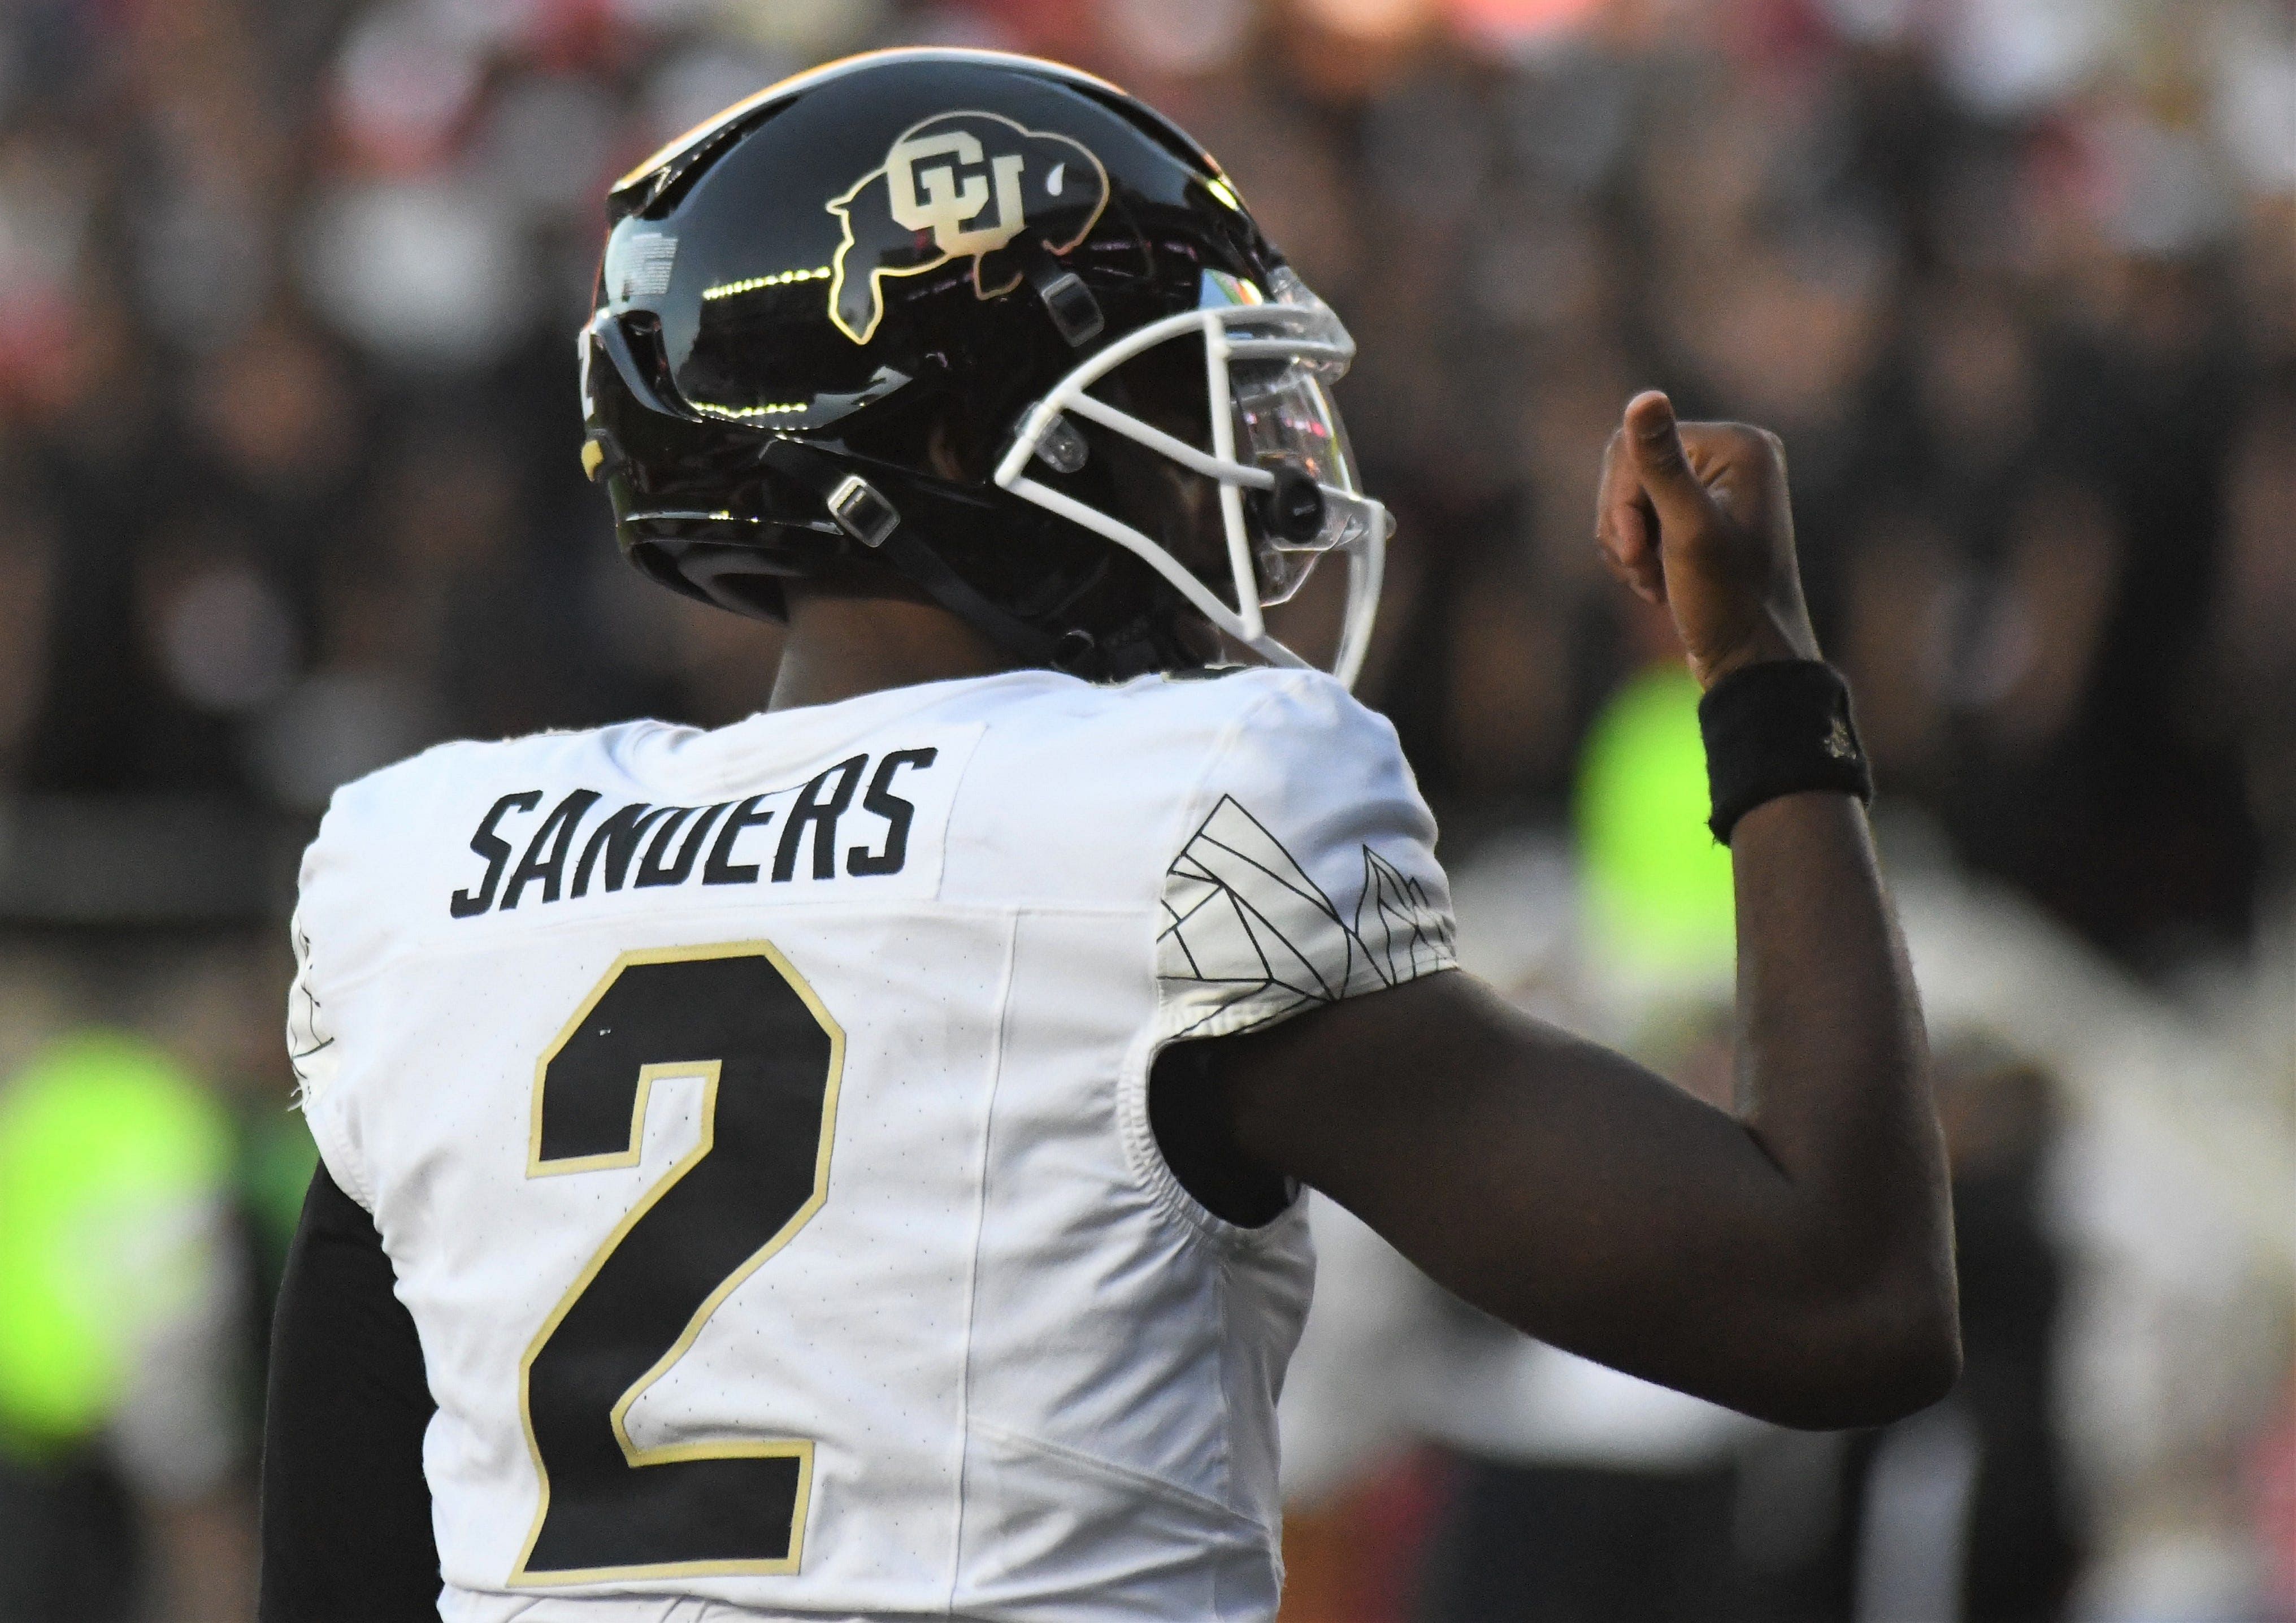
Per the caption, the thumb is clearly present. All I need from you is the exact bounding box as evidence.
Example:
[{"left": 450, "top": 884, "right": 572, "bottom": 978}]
[{"left": 1622, "top": 391, "right": 1715, "bottom": 532}]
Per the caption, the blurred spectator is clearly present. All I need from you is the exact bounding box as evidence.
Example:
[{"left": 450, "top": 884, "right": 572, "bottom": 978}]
[
  {"left": 0, "top": 1024, "right": 253, "bottom": 1621},
  {"left": 1407, "top": 1001, "right": 1769, "bottom": 1623},
  {"left": 1850, "top": 1037, "right": 2082, "bottom": 1623},
  {"left": 0, "top": 0, "right": 2282, "bottom": 951}
]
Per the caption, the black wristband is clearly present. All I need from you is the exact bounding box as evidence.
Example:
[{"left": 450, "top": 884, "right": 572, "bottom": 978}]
[{"left": 1699, "top": 659, "right": 1873, "bottom": 844}]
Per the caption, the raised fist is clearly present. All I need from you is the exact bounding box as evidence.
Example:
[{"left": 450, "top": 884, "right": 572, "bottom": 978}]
[{"left": 1595, "top": 392, "right": 1821, "bottom": 689}]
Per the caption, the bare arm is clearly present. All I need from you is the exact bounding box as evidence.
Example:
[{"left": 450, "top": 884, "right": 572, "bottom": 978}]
[{"left": 1184, "top": 394, "right": 1958, "bottom": 1429}]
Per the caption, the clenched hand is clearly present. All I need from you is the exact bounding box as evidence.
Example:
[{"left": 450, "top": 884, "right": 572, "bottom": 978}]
[{"left": 1596, "top": 390, "right": 1821, "bottom": 689}]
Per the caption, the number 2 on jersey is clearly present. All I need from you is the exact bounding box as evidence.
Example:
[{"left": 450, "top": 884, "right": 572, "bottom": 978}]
[{"left": 510, "top": 942, "right": 841, "bottom": 1584}]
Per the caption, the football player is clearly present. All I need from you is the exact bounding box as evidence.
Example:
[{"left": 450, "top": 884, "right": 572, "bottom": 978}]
[{"left": 259, "top": 49, "right": 1956, "bottom": 1623}]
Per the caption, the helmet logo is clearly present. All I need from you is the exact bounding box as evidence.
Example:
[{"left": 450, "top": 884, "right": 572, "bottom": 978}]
[{"left": 826, "top": 111, "right": 1109, "bottom": 345}]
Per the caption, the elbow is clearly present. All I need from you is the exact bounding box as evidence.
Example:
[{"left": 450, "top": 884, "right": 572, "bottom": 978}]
[
  {"left": 1840, "top": 1289, "right": 1963, "bottom": 1429},
  {"left": 1763, "top": 1272, "right": 1963, "bottom": 1431},
  {"left": 1895, "top": 1282, "right": 1965, "bottom": 1409}
]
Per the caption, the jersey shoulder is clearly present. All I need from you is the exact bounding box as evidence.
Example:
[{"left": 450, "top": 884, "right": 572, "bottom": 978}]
[
  {"left": 317, "top": 724, "right": 657, "bottom": 839},
  {"left": 1115, "top": 671, "right": 1458, "bottom": 1043},
  {"left": 924, "top": 668, "right": 1409, "bottom": 914},
  {"left": 1150, "top": 665, "right": 1415, "bottom": 799},
  {"left": 1106, "top": 663, "right": 1389, "bottom": 747},
  {"left": 980, "top": 666, "right": 1407, "bottom": 814},
  {"left": 292, "top": 724, "right": 659, "bottom": 979}
]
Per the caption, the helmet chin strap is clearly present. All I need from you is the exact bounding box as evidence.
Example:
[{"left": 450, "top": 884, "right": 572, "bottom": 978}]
[
  {"left": 752, "top": 436, "right": 1076, "bottom": 670},
  {"left": 592, "top": 315, "right": 1173, "bottom": 679}
]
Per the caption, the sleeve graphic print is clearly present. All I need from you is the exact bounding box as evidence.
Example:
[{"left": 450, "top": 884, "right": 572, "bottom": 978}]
[
  {"left": 287, "top": 921, "right": 337, "bottom": 1108},
  {"left": 1156, "top": 795, "right": 1456, "bottom": 1042}
]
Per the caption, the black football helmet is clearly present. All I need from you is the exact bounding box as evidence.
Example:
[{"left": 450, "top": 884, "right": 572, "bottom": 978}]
[{"left": 580, "top": 47, "right": 1388, "bottom": 684}]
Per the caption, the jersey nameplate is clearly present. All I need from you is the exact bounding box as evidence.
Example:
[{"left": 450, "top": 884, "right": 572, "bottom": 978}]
[{"left": 446, "top": 729, "right": 979, "bottom": 919}]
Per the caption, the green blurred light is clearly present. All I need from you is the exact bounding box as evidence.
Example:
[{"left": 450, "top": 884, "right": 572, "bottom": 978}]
[
  {"left": 1575, "top": 666, "right": 1735, "bottom": 978},
  {"left": 0, "top": 1032, "right": 230, "bottom": 1453},
  {"left": 242, "top": 1108, "right": 319, "bottom": 1284}
]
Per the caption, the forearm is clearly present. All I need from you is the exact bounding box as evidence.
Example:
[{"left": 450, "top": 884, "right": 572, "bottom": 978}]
[{"left": 1728, "top": 789, "right": 1958, "bottom": 1381}]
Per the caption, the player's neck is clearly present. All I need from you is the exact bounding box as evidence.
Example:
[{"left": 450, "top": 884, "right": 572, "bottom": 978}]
[{"left": 768, "top": 584, "right": 1019, "bottom": 711}]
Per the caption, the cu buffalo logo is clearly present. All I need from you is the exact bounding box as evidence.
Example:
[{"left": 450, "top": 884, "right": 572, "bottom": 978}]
[{"left": 826, "top": 111, "right": 1110, "bottom": 345}]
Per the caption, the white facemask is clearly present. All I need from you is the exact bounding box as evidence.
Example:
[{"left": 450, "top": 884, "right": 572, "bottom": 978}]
[{"left": 993, "top": 268, "right": 1390, "bottom": 688}]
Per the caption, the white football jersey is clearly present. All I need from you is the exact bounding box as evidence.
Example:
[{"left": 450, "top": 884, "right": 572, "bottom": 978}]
[{"left": 287, "top": 667, "right": 1456, "bottom": 1623}]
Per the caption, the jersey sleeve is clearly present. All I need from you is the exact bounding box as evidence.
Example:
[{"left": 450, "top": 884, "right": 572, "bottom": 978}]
[
  {"left": 1153, "top": 674, "right": 1457, "bottom": 1044},
  {"left": 286, "top": 883, "right": 365, "bottom": 1211},
  {"left": 282, "top": 738, "right": 488, "bottom": 1213},
  {"left": 286, "top": 774, "right": 397, "bottom": 1213}
]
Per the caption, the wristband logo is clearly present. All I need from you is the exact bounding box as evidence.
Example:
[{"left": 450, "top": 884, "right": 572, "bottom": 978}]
[{"left": 826, "top": 111, "right": 1109, "bottom": 345}]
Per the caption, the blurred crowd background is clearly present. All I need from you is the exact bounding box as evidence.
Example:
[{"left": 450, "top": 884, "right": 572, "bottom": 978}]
[{"left": 0, "top": 0, "right": 2287, "bottom": 1618}]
